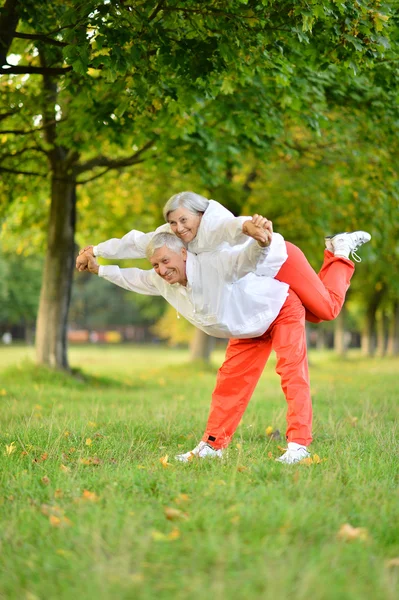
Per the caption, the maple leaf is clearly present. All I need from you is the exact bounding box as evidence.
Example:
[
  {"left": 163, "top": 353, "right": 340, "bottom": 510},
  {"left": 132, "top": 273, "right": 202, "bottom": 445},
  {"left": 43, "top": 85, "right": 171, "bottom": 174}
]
[{"left": 337, "top": 523, "right": 369, "bottom": 542}]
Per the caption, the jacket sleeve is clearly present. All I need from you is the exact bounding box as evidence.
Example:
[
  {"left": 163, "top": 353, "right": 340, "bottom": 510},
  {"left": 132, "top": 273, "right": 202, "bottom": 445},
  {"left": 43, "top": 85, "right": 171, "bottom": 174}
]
[
  {"left": 93, "top": 223, "right": 171, "bottom": 259},
  {"left": 218, "top": 233, "right": 288, "bottom": 282},
  {"left": 98, "top": 265, "right": 161, "bottom": 295}
]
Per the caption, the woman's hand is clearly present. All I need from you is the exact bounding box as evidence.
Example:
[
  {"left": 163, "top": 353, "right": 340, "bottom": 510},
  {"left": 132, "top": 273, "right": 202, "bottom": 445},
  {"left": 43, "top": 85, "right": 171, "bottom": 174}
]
[{"left": 242, "top": 214, "right": 273, "bottom": 247}]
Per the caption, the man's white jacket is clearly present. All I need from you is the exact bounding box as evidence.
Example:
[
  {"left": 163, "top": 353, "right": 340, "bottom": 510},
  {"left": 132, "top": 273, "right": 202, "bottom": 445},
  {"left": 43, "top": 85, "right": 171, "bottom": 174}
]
[{"left": 99, "top": 234, "right": 289, "bottom": 339}]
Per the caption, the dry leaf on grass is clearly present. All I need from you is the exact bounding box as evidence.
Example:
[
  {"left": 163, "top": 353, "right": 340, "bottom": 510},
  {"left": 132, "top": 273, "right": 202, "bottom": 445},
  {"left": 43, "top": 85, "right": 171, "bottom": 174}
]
[
  {"left": 337, "top": 523, "right": 369, "bottom": 542},
  {"left": 160, "top": 455, "right": 172, "bottom": 468},
  {"left": 49, "top": 515, "right": 72, "bottom": 528},
  {"left": 164, "top": 507, "right": 188, "bottom": 521},
  {"left": 41, "top": 476, "right": 50, "bottom": 486},
  {"left": 81, "top": 490, "right": 99, "bottom": 502},
  {"left": 299, "top": 454, "right": 327, "bottom": 466},
  {"left": 151, "top": 528, "right": 180, "bottom": 541},
  {"left": 60, "top": 464, "right": 70, "bottom": 473},
  {"left": 386, "top": 558, "right": 399, "bottom": 568},
  {"left": 174, "top": 494, "right": 190, "bottom": 505},
  {"left": 5, "top": 442, "right": 16, "bottom": 456}
]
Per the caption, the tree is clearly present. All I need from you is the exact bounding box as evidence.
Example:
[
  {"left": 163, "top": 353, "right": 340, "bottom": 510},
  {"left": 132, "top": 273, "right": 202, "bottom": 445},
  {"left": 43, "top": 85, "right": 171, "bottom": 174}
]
[{"left": 0, "top": 0, "right": 396, "bottom": 368}]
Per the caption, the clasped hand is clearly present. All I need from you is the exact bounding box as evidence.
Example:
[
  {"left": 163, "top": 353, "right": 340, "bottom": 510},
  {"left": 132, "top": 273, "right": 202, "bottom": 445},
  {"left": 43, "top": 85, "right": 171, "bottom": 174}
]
[{"left": 242, "top": 214, "right": 273, "bottom": 247}]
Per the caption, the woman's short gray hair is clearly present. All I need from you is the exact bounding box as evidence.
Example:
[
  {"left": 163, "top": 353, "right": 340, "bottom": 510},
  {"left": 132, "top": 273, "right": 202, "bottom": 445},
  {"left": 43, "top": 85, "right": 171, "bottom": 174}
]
[
  {"left": 146, "top": 232, "right": 185, "bottom": 260},
  {"left": 163, "top": 191, "right": 210, "bottom": 221}
]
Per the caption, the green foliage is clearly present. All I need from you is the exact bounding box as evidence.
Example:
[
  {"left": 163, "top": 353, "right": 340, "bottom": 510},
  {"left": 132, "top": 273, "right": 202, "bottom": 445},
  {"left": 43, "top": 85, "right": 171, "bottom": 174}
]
[{"left": 0, "top": 248, "right": 43, "bottom": 325}]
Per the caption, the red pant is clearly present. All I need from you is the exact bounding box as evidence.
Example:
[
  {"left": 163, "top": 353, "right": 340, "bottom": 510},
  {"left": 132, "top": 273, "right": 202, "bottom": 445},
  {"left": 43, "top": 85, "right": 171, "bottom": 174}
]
[
  {"left": 276, "top": 243, "right": 355, "bottom": 323},
  {"left": 202, "top": 290, "right": 311, "bottom": 449}
]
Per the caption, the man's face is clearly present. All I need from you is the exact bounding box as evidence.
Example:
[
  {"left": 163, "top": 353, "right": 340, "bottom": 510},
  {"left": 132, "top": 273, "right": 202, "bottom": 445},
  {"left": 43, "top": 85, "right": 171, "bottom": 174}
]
[
  {"left": 167, "top": 207, "right": 202, "bottom": 244},
  {"left": 150, "top": 245, "right": 188, "bottom": 286}
]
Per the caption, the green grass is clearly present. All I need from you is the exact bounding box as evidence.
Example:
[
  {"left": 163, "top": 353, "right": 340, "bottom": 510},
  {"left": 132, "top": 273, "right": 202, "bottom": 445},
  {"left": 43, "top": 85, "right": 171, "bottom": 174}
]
[{"left": 0, "top": 345, "right": 398, "bottom": 600}]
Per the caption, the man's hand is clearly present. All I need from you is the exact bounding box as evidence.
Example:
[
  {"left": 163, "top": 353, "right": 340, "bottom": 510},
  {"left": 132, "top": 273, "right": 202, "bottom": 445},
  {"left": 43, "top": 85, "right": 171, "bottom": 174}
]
[
  {"left": 86, "top": 253, "right": 99, "bottom": 275},
  {"left": 76, "top": 245, "right": 94, "bottom": 271},
  {"left": 242, "top": 214, "right": 273, "bottom": 248}
]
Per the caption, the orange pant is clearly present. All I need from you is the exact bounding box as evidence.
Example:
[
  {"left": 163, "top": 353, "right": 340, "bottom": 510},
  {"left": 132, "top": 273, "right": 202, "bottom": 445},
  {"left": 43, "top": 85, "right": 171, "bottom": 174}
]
[
  {"left": 202, "top": 290, "right": 311, "bottom": 449},
  {"left": 277, "top": 244, "right": 355, "bottom": 323}
]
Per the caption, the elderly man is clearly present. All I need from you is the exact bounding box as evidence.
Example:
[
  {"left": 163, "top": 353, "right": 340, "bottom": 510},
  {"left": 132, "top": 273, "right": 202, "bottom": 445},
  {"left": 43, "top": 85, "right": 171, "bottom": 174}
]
[{"left": 81, "top": 225, "right": 315, "bottom": 465}]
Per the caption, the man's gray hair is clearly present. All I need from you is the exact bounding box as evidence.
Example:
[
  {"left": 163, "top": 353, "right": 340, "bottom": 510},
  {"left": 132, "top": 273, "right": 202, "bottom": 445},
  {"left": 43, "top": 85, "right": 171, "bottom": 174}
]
[
  {"left": 146, "top": 232, "right": 185, "bottom": 260},
  {"left": 163, "top": 191, "right": 210, "bottom": 221}
]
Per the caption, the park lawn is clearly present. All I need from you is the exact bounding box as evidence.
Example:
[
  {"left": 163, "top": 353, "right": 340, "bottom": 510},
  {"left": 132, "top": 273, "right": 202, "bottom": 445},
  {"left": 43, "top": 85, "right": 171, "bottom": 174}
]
[{"left": 0, "top": 345, "right": 398, "bottom": 600}]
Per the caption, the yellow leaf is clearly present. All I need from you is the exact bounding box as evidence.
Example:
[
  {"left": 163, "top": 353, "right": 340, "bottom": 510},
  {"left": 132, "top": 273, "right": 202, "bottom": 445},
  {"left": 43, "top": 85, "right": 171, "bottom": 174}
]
[
  {"left": 167, "top": 527, "right": 180, "bottom": 540},
  {"left": 5, "top": 442, "right": 16, "bottom": 456},
  {"left": 160, "top": 455, "right": 172, "bottom": 468},
  {"left": 265, "top": 426, "right": 273, "bottom": 436},
  {"left": 60, "top": 464, "right": 70, "bottom": 473},
  {"left": 49, "top": 515, "right": 61, "bottom": 527},
  {"left": 87, "top": 421, "right": 97, "bottom": 428},
  {"left": 337, "top": 523, "right": 369, "bottom": 542},
  {"left": 0, "top": 389, "right": 7, "bottom": 396},
  {"left": 54, "top": 489, "right": 63, "bottom": 499},
  {"left": 63, "top": 431, "right": 70, "bottom": 438},
  {"left": 85, "top": 438, "right": 92, "bottom": 446},
  {"left": 82, "top": 490, "right": 99, "bottom": 502},
  {"left": 174, "top": 493, "right": 190, "bottom": 505}
]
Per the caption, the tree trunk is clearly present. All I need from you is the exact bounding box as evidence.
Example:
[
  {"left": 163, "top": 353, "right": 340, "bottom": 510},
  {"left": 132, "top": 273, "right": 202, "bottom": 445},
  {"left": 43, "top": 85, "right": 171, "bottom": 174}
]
[
  {"left": 375, "top": 310, "right": 387, "bottom": 357},
  {"left": 35, "top": 173, "right": 76, "bottom": 369},
  {"left": 386, "top": 300, "right": 399, "bottom": 356},
  {"left": 334, "top": 309, "right": 347, "bottom": 356},
  {"left": 361, "top": 287, "right": 385, "bottom": 357},
  {"left": 190, "top": 328, "right": 215, "bottom": 362}
]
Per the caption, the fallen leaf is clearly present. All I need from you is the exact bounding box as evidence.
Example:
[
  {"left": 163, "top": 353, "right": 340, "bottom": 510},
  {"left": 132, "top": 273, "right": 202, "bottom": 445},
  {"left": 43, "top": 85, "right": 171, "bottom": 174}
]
[
  {"left": 5, "top": 442, "right": 16, "bottom": 456},
  {"left": 79, "top": 456, "right": 101, "bottom": 466},
  {"left": 49, "top": 515, "right": 72, "bottom": 528},
  {"left": 164, "top": 507, "right": 187, "bottom": 521},
  {"left": 60, "top": 464, "right": 70, "bottom": 473},
  {"left": 41, "top": 504, "right": 63, "bottom": 517},
  {"left": 85, "top": 438, "right": 92, "bottom": 446},
  {"left": 87, "top": 421, "right": 97, "bottom": 428},
  {"left": 267, "top": 451, "right": 273, "bottom": 459},
  {"left": 337, "top": 523, "right": 369, "bottom": 542},
  {"left": 265, "top": 426, "right": 273, "bottom": 436},
  {"left": 236, "top": 465, "right": 248, "bottom": 472},
  {"left": 0, "top": 389, "right": 7, "bottom": 396},
  {"left": 63, "top": 431, "right": 70, "bottom": 438},
  {"left": 386, "top": 558, "right": 399, "bottom": 568},
  {"left": 174, "top": 493, "right": 190, "bottom": 505},
  {"left": 41, "top": 476, "right": 50, "bottom": 486},
  {"left": 54, "top": 489, "right": 63, "bottom": 499},
  {"left": 81, "top": 490, "right": 99, "bottom": 502},
  {"left": 160, "top": 455, "right": 172, "bottom": 468}
]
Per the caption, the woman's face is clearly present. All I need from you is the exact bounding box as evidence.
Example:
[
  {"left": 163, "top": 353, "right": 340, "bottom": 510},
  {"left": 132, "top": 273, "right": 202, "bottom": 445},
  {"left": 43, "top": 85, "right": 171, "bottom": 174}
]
[{"left": 167, "top": 207, "right": 203, "bottom": 243}]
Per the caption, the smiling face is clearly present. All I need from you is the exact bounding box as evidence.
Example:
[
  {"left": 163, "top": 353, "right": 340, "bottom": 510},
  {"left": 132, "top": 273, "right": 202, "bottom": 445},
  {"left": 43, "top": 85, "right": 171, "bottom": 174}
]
[
  {"left": 150, "top": 245, "right": 188, "bottom": 286},
  {"left": 167, "top": 207, "right": 203, "bottom": 244}
]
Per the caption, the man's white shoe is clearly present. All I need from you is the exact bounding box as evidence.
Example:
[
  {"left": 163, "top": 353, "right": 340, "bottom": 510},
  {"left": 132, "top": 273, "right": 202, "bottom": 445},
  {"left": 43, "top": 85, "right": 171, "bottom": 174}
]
[
  {"left": 175, "top": 441, "right": 224, "bottom": 463},
  {"left": 324, "top": 231, "right": 371, "bottom": 262},
  {"left": 276, "top": 442, "right": 310, "bottom": 464}
]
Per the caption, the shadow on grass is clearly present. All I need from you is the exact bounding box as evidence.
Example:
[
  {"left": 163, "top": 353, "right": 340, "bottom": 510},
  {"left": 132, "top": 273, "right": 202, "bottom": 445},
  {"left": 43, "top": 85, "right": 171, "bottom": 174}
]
[{"left": 1, "top": 358, "right": 219, "bottom": 391}]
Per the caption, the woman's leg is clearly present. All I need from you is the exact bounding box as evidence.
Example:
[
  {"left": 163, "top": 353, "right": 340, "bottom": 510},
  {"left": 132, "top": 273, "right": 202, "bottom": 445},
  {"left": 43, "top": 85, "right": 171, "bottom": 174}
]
[{"left": 275, "top": 242, "right": 355, "bottom": 323}]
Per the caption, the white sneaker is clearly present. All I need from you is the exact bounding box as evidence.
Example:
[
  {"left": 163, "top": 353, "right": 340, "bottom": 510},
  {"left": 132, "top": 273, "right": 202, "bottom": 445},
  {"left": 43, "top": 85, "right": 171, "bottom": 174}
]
[
  {"left": 324, "top": 231, "right": 371, "bottom": 262},
  {"left": 276, "top": 442, "right": 310, "bottom": 464},
  {"left": 175, "top": 441, "right": 224, "bottom": 463}
]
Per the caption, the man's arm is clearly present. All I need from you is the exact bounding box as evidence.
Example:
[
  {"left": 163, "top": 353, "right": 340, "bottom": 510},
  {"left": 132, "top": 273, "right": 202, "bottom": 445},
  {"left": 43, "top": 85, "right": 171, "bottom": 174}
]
[{"left": 85, "top": 253, "right": 161, "bottom": 296}]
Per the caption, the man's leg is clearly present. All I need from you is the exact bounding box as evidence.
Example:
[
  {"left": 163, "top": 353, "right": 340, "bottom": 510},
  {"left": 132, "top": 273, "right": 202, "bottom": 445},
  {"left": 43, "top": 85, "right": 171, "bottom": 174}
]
[
  {"left": 275, "top": 242, "right": 355, "bottom": 323},
  {"left": 201, "top": 336, "right": 272, "bottom": 449},
  {"left": 269, "top": 290, "right": 312, "bottom": 447}
]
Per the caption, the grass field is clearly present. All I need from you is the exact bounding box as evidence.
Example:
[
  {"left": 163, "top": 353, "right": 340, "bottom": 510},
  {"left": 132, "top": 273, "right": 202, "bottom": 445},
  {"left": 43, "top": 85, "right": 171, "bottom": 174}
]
[{"left": 0, "top": 344, "right": 398, "bottom": 600}]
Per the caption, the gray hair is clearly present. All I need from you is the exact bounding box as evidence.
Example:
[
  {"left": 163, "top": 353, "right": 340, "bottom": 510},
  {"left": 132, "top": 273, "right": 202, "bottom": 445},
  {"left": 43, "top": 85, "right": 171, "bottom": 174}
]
[
  {"left": 146, "top": 232, "right": 185, "bottom": 260},
  {"left": 162, "top": 191, "right": 210, "bottom": 222}
]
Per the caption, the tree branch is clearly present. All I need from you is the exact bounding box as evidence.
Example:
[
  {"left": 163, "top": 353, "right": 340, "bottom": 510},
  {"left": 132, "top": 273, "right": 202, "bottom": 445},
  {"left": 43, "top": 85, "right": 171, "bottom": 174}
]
[
  {"left": 75, "top": 139, "right": 155, "bottom": 174},
  {"left": 0, "top": 119, "right": 64, "bottom": 136},
  {"left": 13, "top": 31, "right": 68, "bottom": 47},
  {"left": 0, "top": 0, "right": 20, "bottom": 67},
  {"left": 0, "top": 64, "right": 73, "bottom": 75},
  {"left": 0, "top": 166, "right": 48, "bottom": 177},
  {"left": 149, "top": 0, "right": 167, "bottom": 22}
]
